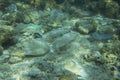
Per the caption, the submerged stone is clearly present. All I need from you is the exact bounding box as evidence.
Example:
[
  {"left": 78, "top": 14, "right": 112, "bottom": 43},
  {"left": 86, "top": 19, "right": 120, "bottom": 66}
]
[
  {"left": 23, "top": 39, "right": 50, "bottom": 57},
  {"left": 0, "top": 46, "right": 3, "bottom": 56},
  {"left": 91, "top": 32, "right": 113, "bottom": 41},
  {"left": 44, "top": 28, "right": 70, "bottom": 43},
  {"left": 52, "top": 31, "right": 79, "bottom": 53},
  {"left": 74, "top": 19, "right": 97, "bottom": 34},
  {"left": 0, "top": 25, "right": 13, "bottom": 44}
]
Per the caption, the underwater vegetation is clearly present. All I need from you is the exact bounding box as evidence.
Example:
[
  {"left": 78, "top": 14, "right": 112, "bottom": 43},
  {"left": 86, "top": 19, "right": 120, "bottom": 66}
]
[{"left": 0, "top": 0, "right": 120, "bottom": 80}]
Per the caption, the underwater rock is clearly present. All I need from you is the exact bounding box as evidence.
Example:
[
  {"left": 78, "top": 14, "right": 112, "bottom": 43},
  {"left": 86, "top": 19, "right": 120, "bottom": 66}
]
[
  {"left": 91, "top": 32, "right": 113, "bottom": 41},
  {"left": 35, "top": 60, "right": 55, "bottom": 73},
  {"left": 6, "top": 4, "right": 17, "bottom": 13},
  {"left": 0, "top": 64, "right": 11, "bottom": 72},
  {"left": 13, "top": 23, "right": 42, "bottom": 43},
  {"left": 0, "top": 25, "right": 13, "bottom": 44},
  {"left": 1, "top": 4, "right": 18, "bottom": 23},
  {"left": 9, "top": 56, "right": 22, "bottom": 64},
  {"left": 0, "top": 64, "right": 11, "bottom": 79},
  {"left": 74, "top": 19, "right": 97, "bottom": 34},
  {"left": 113, "top": 69, "right": 120, "bottom": 80},
  {"left": 49, "top": 9, "right": 68, "bottom": 24},
  {"left": 27, "top": 69, "right": 41, "bottom": 77},
  {"left": 44, "top": 28, "right": 70, "bottom": 43},
  {"left": 68, "top": 6, "right": 94, "bottom": 18},
  {"left": 64, "top": 60, "right": 88, "bottom": 79},
  {"left": 14, "top": 23, "right": 40, "bottom": 35},
  {"left": 23, "top": 9, "right": 40, "bottom": 24},
  {"left": 83, "top": 63, "right": 112, "bottom": 80},
  {"left": 84, "top": 16, "right": 118, "bottom": 41},
  {"left": 10, "top": 60, "right": 34, "bottom": 80},
  {"left": 59, "top": 73, "right": 78, "bottom": 80},
  {"left": 22, "top": 9, "right": 49, "bottom": 24},
  {"left": 0, "top": 53, "right": 10, "bottom": 63},
  {"left": 32, "top": 60, "right": 78, "bottom": 80},
  {"left": 22, "top": 68, "right": 41, "bottom": 78},
  {"left": 0, "top": 20, "right": 10, "bottom": 25},
  {"left": 23, "top": 39, "right": 50, "bottom": 57}
]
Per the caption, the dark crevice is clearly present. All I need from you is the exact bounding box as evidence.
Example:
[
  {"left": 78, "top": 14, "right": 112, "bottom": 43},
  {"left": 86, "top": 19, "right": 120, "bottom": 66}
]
[
  {"left": 1, "top": 38, "right": 16, "bottom": 49},
  {"left": 54, "top": 0, "right": 65, "bottom": 4}
]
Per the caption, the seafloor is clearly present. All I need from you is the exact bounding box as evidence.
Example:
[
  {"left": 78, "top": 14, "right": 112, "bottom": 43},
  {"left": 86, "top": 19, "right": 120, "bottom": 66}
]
[{"left": 0, "top": 0, "right": 120, "bottom": 80}]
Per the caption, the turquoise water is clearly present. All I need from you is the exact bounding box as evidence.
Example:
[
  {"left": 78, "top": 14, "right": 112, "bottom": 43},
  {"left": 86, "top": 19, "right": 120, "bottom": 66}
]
[{"left": 0, "top": 0, "right": 120, "bottom": 80}]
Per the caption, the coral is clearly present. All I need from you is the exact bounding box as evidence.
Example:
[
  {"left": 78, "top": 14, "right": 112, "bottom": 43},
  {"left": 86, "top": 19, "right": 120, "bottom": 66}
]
[
  {"left": 101, "top": 35, "right": 120, "bottom": 57},
  {"left": 100, "top": 35, "right": 120, "bottom": 79}
]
